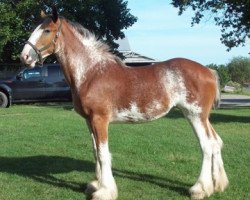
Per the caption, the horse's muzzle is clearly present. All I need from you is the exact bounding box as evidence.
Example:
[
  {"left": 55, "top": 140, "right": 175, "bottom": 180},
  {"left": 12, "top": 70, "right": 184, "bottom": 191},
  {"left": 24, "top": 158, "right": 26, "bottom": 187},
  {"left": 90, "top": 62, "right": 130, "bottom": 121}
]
[{"left": 20, "top": 43, "right": 41, "bottom": 67}]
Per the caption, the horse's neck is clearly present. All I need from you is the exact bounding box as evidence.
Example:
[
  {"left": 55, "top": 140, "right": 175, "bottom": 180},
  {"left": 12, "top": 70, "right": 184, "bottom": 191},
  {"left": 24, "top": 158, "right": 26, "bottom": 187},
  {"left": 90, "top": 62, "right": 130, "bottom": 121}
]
[{"left": 55, "top": 22, "right": 114, "bottom": 89}]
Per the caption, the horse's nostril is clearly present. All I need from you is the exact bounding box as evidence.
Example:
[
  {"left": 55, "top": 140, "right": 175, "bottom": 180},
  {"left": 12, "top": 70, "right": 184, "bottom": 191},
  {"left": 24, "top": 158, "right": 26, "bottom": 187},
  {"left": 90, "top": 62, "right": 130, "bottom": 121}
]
[
  {"left": 22, "top": 54, "right": 30, "bottom": 62},
  {"left": 20, "top": 53, "right": 30, "bottom": 63}
]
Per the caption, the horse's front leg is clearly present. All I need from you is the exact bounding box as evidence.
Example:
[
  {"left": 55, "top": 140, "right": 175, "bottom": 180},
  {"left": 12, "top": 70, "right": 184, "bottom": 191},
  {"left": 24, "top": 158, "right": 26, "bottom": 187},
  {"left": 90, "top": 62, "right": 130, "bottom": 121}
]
[
  {"left": 86, "top": 115, "right": 118, "bottom": 200},
  {"left": 85, "top": 121, "right": 101, "bottom": 195}
]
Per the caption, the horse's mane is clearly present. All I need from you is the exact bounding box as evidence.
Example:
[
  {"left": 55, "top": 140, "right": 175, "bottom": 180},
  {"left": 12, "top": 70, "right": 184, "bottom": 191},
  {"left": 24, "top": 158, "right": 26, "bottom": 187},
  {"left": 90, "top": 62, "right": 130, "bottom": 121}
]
[
  {"left": 54, "top": 16, "right": 124, "bottom": 65},
  {"left": 67, "top": 19, "right": 94, "bottom": 41},
  {"left": 62, "top": 18, "right": 111, "bottom": 53}
]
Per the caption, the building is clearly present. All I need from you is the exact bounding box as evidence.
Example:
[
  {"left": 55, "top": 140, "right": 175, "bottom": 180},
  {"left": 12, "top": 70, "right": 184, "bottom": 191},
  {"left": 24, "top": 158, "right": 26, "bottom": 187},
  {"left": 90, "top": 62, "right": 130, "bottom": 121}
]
[{"left": 116, "top": 37, "right": 157, "bottom": 66}]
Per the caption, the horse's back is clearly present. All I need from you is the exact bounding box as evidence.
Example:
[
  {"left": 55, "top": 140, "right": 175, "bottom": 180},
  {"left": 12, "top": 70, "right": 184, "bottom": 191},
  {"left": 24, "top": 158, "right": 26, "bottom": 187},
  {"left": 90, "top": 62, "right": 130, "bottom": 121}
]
[
  {"left": 124, "top": 57, "right": 214, "bottom": 84},
  {"left": 156, "top": 57, "right": 211, "bottom": 76}
]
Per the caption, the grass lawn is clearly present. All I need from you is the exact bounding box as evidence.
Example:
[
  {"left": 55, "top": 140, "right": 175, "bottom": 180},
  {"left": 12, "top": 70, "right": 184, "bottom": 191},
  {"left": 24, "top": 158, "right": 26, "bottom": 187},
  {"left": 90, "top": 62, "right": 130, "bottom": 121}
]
[{"left": 0, "top": 103, "right": 249, "bottom": 200}]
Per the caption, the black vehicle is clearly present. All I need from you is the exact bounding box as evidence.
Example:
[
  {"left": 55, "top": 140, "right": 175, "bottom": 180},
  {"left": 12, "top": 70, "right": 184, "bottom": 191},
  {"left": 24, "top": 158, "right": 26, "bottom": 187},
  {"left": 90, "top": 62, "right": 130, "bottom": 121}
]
[{"left": 0, "top": 64, "right": 71, "bottom": 107}]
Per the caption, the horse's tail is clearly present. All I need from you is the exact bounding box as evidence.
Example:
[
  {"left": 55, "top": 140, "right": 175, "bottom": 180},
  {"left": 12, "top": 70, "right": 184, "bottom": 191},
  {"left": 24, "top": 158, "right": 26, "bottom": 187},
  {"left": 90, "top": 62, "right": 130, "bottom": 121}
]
[{"left": 209, "top": 68, "right": 221, "bottom": 109}]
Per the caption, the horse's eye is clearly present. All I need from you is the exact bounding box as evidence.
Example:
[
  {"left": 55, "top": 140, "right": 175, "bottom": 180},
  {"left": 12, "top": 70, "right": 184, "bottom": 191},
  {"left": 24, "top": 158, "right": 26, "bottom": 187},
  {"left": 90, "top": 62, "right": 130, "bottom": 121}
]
[{"left": 44, "top": 29, "right": 51, "bottom": 34}]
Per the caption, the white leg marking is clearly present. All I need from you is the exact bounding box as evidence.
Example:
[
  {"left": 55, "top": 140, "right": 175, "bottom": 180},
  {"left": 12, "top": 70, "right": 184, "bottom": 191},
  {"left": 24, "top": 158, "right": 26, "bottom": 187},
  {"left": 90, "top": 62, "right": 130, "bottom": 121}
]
[
  {"left": 91, "top": 133, "right": 101, "bottom": 181},
  {"left": 91, "top": 142, "right": 118, "bottom": 200},
  {"left": 189, "top": 117, "right": 214, "bottom": 199},
  {"left": 206, "top": 122, "right": 229, "bottom": 193},
  {"left": 211, "top": 134, "right": 229, "bottom": 193},
  {"left": 85, "top": 127, "right": 101, "bottom": 196}
]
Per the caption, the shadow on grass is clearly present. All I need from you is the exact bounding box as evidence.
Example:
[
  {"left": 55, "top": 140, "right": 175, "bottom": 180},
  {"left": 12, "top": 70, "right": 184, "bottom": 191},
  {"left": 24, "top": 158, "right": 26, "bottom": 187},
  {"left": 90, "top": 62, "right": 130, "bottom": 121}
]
[
  {"left": 166, "top": 108, "right": 184, "bottom": 119},
  {"left": 17, "top": 102, "right": 74, "bottom": 111},
  {"left": 113, "top": 169, "right": 191, "bottom": 196},
  {"left": 166, "top": 108, "right": 250, "bottom": 124},
  {"left": 0, "top": 155, "right": 190, "bottom": 198},
  {"left": 210, "top": 112, "right": 250, "bottom": 124},
  {"left": 0, "top": 156, "right": 91, "bottom": 192}
]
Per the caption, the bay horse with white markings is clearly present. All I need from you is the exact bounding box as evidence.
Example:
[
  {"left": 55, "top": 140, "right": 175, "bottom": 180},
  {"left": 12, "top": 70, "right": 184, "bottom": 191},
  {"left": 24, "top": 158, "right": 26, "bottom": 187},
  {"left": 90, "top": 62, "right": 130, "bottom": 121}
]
[{"left": 21, "top": 7, "right": 228, "bottom": 200}]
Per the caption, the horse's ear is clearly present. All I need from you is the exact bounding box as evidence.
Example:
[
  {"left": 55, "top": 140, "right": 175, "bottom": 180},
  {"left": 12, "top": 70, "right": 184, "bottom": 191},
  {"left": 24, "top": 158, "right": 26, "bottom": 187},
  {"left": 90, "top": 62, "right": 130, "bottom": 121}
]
[
  {"left": 40, "top": 10, "right": 46, "bottom": 18},
  {"left": 52, "top": 6, "right": 58, "bottom": 23}
]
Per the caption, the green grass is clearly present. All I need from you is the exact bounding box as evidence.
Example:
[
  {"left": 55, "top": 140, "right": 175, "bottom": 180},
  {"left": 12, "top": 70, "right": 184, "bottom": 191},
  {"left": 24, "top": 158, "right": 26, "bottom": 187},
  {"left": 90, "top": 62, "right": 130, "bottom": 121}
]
[{"left": 0, "top": 103, "right": 250, "bottom": 200}]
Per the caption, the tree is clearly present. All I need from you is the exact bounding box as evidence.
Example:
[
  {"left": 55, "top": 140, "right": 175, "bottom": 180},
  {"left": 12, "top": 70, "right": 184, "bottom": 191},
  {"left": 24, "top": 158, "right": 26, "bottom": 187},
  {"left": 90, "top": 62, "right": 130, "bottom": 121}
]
[
  {"left": 0, "top": 2, "right": 25, "bottom": 62},
  {"left": 227, "top": 57, "right": 250, "bottom": 85},
  {"left": 0, "top": 0, "right": 137, "bottom": 63},
  {"left": 171, "top": 0, "right": 250, "bottom": 51}
]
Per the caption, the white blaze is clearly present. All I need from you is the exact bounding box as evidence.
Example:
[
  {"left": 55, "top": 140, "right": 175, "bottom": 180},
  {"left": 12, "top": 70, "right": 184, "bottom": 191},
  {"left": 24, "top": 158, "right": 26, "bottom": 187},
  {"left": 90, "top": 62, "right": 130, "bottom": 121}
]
[
  {"left": 21, "top": 24, "right": 43, "bottom": 67},
  {"left": 28, "top": 24, "right": 44, "bottom": 44}
]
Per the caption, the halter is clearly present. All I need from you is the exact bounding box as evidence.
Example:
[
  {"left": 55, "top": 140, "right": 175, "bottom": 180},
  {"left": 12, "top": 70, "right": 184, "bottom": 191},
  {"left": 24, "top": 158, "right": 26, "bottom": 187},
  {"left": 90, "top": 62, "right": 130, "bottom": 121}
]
[{"left": 25, "top": 19, "right": 62, "bottom": 65}]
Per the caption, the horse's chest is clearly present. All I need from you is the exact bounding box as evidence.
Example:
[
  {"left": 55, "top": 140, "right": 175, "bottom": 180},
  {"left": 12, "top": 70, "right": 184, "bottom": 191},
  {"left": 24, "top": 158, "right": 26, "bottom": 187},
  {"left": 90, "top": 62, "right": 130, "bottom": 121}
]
[{"left": 71, "top": 91, "right": 89, "bottom": 117}]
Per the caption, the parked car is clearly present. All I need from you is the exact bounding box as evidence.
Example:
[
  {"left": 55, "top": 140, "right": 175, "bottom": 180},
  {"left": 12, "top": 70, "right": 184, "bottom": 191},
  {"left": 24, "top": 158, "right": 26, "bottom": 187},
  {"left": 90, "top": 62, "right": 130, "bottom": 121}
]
[{"left": 0, "top": 64, "right": 71, "bottom": 108}]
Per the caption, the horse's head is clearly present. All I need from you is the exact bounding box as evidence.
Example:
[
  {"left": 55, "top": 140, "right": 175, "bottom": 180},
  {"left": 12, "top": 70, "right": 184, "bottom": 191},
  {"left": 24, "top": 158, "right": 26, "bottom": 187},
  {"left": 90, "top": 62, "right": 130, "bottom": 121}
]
[{"left": 21, "top": 7, "right": 61, "bottom": 67}]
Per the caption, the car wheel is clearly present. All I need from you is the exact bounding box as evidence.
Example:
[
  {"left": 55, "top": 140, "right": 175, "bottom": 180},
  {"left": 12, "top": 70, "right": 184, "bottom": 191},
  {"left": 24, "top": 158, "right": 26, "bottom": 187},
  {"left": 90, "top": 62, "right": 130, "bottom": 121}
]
[{"left": 0, "top": 91, "right": 9, "bottom": 108}]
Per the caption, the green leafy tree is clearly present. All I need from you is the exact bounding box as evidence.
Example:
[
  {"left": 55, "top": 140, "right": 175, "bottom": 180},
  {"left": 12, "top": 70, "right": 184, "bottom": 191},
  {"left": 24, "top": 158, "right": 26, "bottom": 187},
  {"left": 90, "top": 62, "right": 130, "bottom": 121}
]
[
  {"left": 0, "top": 0, "right": 137, "bottom": 63},
  {"left": 207, "top": 63, "right": 230, "bottom": 88},
  {"left": 171, "top": 0, "right": 250, "bottom": 51},
  {"left": 0, "top": 2, "right": 25, "bottom": 62},
  {"left": 227, "top": 57, "right": 250, "bottom": 85}
]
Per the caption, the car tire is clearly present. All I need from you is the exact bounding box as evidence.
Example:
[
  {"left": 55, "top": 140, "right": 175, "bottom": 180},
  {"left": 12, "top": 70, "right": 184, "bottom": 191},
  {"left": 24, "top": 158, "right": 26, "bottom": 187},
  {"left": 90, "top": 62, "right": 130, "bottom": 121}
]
[{"left": 0, "top": 91, "right": 9, "bottom": 108}]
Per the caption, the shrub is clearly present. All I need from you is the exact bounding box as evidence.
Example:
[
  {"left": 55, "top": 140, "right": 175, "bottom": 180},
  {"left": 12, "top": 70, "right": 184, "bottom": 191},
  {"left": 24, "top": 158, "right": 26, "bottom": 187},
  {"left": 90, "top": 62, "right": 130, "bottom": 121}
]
[
  {"left": 225, "top": 81, "right": 243, "bottom": 93},
  {"left": 227, "top": 57, "right": 250, "bottom": 85}
]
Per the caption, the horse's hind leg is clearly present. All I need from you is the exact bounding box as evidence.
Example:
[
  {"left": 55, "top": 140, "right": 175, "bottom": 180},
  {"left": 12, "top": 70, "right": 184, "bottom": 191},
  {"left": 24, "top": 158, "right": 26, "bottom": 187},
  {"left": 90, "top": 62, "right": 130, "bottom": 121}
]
[
  {"left": 186, "top": 114, "right": 214, "bottom": 199},
  {"left": 208, "top": 122, "right": 229, "bottom": 193},
  {"left": 184, "top": 112, "right": 228, "bottom": 199}
]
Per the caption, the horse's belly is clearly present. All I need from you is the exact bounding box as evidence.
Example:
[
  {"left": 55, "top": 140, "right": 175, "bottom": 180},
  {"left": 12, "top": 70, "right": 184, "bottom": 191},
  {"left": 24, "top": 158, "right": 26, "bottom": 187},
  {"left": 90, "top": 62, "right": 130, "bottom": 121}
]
[{"left": 111, "top": 101, "right": 170, "bottom": 123}]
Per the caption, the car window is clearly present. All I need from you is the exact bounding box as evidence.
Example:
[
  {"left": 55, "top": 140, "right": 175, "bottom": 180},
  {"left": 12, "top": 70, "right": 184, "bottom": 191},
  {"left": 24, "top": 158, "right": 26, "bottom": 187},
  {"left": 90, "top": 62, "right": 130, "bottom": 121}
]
[
  {"left": 23, "top": 67, "right": 42, "bottom": 80},
  {"left": 47, "top": 65, "right": 61, "bottom": 77},
  {"left": 46, "top": 65, "right": 65, "bottom": 78}
]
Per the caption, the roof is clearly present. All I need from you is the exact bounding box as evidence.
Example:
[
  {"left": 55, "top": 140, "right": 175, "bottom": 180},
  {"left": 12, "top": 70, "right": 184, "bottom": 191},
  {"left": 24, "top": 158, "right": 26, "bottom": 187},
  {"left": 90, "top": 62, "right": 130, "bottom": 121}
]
[
  {"left": 116, "top": 37, "right": 157, "bottom": 64},
  {"left": 120, "top": 51, "right": 156, "bottom": 64}
]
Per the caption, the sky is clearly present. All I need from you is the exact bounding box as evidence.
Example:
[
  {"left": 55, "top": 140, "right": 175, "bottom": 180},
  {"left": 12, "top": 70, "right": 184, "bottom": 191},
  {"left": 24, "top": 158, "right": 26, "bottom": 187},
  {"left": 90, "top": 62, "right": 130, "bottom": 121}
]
[{"left": 123, "top": 0, "right": 250, "bottom": 65}]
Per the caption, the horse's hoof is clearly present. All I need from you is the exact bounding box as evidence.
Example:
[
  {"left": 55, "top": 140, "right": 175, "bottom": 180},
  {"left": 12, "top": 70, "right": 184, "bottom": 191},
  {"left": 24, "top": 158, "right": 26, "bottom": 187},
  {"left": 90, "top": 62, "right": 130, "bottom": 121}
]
[
  {"left": 189, "top": 182, "right": 213, "bottom": 199},
  {"left": 92, "top": 187, "right": 118, "bottom": 200},
  {"left": 85, "top": 180, "right": 99, "bottom": 197}
]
